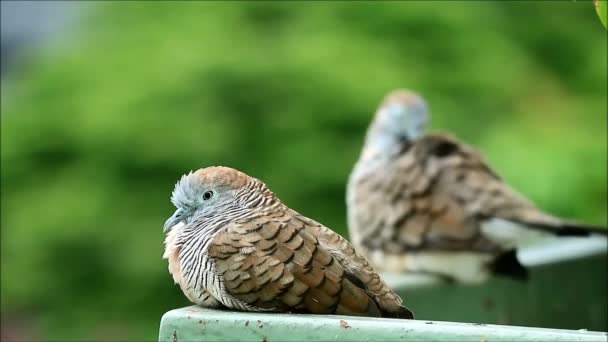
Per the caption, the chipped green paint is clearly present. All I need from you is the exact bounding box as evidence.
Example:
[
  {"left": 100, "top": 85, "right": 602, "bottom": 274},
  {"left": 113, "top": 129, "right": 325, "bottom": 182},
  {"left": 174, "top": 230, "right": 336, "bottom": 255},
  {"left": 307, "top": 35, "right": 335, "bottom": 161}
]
[{"left": 158, "top": 306, "right": 606, "bottom": 342}]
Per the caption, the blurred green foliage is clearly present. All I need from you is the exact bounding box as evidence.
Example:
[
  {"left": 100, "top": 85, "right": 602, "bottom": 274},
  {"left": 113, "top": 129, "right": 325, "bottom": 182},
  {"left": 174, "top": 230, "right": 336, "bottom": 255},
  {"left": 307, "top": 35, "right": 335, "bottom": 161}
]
[
  {"left": 1, "top": 1, "right": 606, "bottom": 341},
  {"left": 595, "top": 0, "right": 607, "bottom": 29}
]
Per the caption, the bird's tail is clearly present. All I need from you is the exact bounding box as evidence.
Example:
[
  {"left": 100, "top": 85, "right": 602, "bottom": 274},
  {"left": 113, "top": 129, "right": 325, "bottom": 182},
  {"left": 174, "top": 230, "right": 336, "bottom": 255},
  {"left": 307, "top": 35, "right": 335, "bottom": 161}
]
[
  {"left": 337, "top": 277, "right": 415, "bottom": 319},
  {"left": 384, "top": 305, "right": 415, "bottom": 320},
  {"left": 525, "top": 221, "right": 608, "bottom": 236},
  {"left": 505, "top": 217, "right": 608, "bottom": 237},
  {"left": 551, "top": 222, "right": 608, "bottom": 237},
  {"left": 491, "top": 249, "right": 529, "bottom": 281}
]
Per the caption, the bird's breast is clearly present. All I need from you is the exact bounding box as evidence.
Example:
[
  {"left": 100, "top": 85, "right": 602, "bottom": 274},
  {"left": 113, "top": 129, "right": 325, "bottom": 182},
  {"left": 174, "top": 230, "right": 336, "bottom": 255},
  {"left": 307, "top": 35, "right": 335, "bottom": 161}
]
[
  {"left": 163, "top": 227, "right": 220, "bottom": 305},
  {"left": 163, "top": 228, "right": 183, "bottom": 285}
]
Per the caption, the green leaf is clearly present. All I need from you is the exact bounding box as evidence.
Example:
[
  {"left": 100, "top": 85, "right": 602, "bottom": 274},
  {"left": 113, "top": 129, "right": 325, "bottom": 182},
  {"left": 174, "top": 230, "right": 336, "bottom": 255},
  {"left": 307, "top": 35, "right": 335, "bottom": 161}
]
[{"left": 594, "top": 0, "right": 607, "bottom": 29}]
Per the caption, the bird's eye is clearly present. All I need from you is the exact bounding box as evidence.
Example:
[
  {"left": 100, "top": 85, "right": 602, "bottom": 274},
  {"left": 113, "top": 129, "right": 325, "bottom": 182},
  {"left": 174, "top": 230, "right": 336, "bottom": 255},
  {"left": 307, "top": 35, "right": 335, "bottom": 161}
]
[{"left": 203, "top": 190, "right": 214, "bottom": 201}]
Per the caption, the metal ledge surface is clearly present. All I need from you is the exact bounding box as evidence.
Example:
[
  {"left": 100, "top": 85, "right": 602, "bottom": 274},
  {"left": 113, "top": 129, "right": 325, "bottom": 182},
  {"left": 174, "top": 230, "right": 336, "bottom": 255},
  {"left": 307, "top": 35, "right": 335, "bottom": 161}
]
[{"left": 159, "top": 306, "right": 607, "bottom": 342}]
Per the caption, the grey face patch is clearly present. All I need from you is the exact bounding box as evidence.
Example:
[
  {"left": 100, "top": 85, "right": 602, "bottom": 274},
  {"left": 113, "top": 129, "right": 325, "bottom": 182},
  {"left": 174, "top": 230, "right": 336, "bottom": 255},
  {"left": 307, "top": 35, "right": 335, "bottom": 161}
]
[{"left": 171, "top": 171, "right": 204, "bottom": 210}]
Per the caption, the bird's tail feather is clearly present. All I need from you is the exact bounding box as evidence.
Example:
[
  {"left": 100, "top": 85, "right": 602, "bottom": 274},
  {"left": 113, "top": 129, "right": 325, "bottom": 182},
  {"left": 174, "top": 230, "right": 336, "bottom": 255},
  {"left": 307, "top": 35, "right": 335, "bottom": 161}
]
[
  {"left": 552, "top": 222, "right": 608, "bottom": 236},
  {"left": 491, "top": 249, "right": 528, "bottom": 280},
  {"left": 505, "top": 217, "right": 607, "bottom": 237},
  {"left": 386, "top": 305, "right": 414, "bottom": 319}
]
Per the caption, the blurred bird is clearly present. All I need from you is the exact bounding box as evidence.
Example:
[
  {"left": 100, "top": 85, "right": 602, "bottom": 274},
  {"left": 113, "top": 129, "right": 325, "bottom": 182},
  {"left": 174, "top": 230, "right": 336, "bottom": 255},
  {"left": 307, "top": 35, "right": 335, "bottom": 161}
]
[
  {"left": 347, "top": 89, "right": 607, "bottom": 284},
  {"left": 163, "top": 166, "right": 413, "bottom": 319}
]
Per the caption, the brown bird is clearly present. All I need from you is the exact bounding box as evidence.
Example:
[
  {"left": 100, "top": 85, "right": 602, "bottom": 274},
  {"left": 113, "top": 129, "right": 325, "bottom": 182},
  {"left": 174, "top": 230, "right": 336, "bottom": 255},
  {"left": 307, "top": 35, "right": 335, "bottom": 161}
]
[
  {"left": 347, "top": 89, "right": 607, "bottom": 284},
  {"left": 163, "top": 166, "right": 413, "bottom": 318}
]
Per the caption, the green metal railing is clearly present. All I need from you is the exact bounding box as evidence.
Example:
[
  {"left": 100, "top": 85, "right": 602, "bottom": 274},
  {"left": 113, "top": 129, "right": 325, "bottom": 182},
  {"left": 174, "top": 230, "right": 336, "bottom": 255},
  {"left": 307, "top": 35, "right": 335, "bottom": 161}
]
[
  {"left": 159, "top": 306, "right": 606, "bottom": 342},
  {"left": 159, "top": 244, "right": 607, "bottom": 341}
]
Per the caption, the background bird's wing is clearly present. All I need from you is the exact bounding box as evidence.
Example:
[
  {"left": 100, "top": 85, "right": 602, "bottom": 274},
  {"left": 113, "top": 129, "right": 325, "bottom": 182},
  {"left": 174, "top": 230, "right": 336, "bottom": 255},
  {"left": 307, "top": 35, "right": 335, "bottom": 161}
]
[
  {"left": 207, "top": 208, "right": 411, "bottom": 318},
  {"left": 352, "top": 133, "right": 500, "bottom": 253},
  {"left": 426, "top": 134, "right": 605, "bottom": 235},
  {"left": 391, "top": 133, "right": 606, "bottom": 253}
]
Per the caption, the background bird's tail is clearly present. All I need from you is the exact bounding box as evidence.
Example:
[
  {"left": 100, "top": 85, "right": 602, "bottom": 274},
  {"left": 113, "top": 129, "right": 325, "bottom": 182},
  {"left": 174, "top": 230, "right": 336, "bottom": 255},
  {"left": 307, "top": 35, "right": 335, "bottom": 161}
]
[
  {"left": 523, "top": 220, "right": 608, "bottom": 237},
  {"left": 499, "top": 213, "right": 608, "bottom": 237},
  {"left": 552, "top": 222, "right": 608, "bottom": 236},
  {"left": 491, "top": 249, "right": 529, "bottom": 281}
]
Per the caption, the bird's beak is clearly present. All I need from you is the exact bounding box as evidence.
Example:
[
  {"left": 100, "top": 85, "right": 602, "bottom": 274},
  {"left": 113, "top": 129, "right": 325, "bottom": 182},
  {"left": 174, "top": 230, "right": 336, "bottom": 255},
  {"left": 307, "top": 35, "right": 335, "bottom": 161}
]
[{"left": 164, "top": 208, "right": 185, "bottom": 233}]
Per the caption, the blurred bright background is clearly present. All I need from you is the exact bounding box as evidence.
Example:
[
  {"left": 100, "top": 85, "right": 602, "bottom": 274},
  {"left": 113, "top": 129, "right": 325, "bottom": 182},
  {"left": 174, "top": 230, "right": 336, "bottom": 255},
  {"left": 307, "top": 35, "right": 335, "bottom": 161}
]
[{"left": 1, "top": 1, "right": 606, "bottom": 341}]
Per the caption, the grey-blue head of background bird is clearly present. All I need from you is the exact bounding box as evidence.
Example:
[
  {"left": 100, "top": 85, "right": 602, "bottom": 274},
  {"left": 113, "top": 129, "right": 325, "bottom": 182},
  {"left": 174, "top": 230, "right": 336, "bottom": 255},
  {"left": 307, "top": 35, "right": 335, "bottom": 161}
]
[{"left": 366, "top": 89, "right": 430, "bottom": 146}]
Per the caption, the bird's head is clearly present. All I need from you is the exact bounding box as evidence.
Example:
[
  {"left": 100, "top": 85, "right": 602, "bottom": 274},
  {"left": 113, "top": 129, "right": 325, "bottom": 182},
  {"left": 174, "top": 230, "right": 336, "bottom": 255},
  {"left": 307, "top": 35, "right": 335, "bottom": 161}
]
[
  {"left": 163, "top": 166, "right": 272, "bottom": 233},
  {"left": 368, "top": 89, "right": 429, "bottom": 143}
]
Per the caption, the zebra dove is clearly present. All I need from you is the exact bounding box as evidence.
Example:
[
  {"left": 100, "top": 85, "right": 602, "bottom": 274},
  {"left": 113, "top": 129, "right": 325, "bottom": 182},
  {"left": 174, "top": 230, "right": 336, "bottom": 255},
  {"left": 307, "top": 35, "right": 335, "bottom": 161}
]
[
  {"left": 163, "top": 166, "right": 413, "bottom": 318},
  {"left": 347, "top": 89, "right": 607, "bottom": 284}
]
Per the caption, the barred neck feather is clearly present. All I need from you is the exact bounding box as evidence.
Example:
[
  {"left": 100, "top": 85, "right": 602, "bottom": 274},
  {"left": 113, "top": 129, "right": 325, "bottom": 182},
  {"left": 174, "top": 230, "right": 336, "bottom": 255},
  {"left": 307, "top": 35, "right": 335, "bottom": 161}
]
[{"left": 236, "top": 176, "right": 280, "bottom": 209}]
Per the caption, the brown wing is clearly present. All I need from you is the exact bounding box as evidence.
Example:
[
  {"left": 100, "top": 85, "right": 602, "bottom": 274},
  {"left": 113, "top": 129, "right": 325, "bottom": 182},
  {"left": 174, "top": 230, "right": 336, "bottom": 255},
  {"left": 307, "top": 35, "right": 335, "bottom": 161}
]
[
  {"left": 351, "top": 132, "right": 587, "bottom": 255},
  {"left": 297, "top": 213, "right": 412, "bottom": 318},
  {"left": 404, "top": 133, "right": 538, "bottom": 251},
  {"left": 207, "top": 207, "right": 412, "bottom": 318},
  {"left": 416, "top": 134, "right": 605, "bottom": 237}
]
